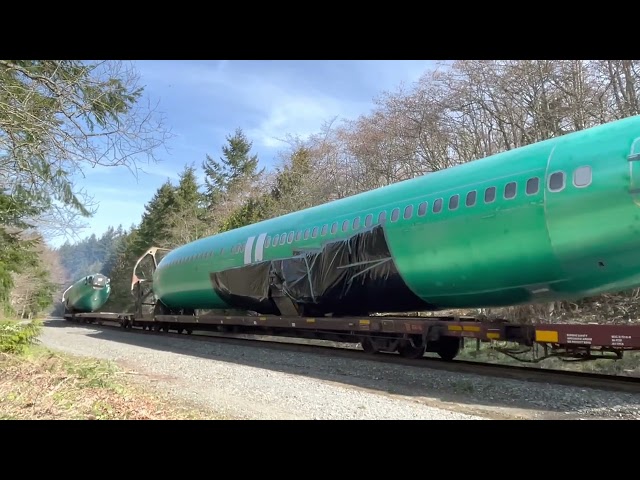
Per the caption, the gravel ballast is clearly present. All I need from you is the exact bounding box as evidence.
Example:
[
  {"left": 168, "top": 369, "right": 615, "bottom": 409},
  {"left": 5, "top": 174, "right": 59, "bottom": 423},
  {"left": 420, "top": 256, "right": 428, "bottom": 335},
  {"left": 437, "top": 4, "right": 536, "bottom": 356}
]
[{"left": 38, "top": 319, "right": 640, "bottom": 420}]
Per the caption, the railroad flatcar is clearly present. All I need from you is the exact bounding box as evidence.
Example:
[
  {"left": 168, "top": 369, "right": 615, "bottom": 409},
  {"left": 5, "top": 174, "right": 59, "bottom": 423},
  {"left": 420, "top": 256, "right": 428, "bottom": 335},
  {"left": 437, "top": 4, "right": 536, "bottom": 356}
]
[{"left": 62, "top": 273, "right": 111, "bottom": 314}]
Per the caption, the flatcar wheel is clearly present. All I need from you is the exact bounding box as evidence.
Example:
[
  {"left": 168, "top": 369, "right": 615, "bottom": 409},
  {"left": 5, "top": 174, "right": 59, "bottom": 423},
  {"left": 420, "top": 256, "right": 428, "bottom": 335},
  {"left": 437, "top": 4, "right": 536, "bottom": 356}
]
[
  {"left": 436, "top": 337, "right": 461, "bottom": 361},
  {"left": 176, "top": 327, "right": 184, "bottom": 334},
  {"left": 186, "top": 329, "right": 193, "bottom": 335},
  {"left": 397, "top": 343, "right": 426, "bottom": 359},
  {"left": 153, "top": 323, "right": 161, "bottom": 332},
  {"left": 360, "top": 338, "right": 380, "bottom": 354}
]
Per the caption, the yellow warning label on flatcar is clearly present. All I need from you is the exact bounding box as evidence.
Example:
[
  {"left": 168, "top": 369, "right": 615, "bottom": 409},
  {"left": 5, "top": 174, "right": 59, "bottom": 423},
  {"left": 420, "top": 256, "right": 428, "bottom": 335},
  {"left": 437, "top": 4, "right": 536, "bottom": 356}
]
[
  {"left": 535, "top": 330, "right": 559, "bottom": 343},
  {"left": 487, "top": 332, "right": 500, "bottom": 340},
  {"left": 359, "top": 319, "right": 370, "bottom": 326},
  {"left": 259, "top": 317, "right": 266, "bottom": 321},
  {"left": 448, "top": 325, "right": 462, "bottom": 331},
  {"left": 306, "top": 318, "right": 315, "bottom": 323}
]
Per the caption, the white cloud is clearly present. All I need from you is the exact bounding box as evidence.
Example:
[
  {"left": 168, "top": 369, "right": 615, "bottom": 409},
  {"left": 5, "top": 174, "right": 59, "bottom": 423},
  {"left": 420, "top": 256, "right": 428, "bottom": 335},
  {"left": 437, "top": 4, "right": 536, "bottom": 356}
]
[
  {"left": 54, "top": 60, "right": 440, "bottom": 245},
  {"left": 135, "top": 61, "right": 376, "bottom": 150}
]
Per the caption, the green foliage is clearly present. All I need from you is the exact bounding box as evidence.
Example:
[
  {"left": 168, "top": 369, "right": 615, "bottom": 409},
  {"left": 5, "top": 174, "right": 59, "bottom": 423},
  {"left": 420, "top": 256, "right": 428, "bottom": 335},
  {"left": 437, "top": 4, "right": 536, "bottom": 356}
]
[
  {"left": 174, "top": 164, "right": 205, "bottom": 212},
  {"left": 0, "top": 188, "right": 44, "bottom": 230},
  {"left": 220, "top": 146, "right": 315, "bottom": 230},
  {"left": 0, "top": 320, "right": 42, "bottom": 354},
  {"left": 57, "top": 225, "right": 128, "bottom": 283},
  {"left": 133, "top": 181, "right": 177, "bottom": 252},
  {"left": 0, "top": 59, "right": 167, "bottom": 321},
  {"left": 0, "top": 229, "right": 38, "bottom": 309},
  {"left": 62, "top": 356, "right": 120, "bottom": 389},
  {"left": 0, "top": 60, "right": 164, "bottom": 229},
  {"left": 201, "top": 127, "right": 264, "bottom": 206},
  {"left": 220, "top": 196, "right": 271, "bottom": 232},
  {"left": 271, "top": 146, "right": 312, "bottom": 202}
]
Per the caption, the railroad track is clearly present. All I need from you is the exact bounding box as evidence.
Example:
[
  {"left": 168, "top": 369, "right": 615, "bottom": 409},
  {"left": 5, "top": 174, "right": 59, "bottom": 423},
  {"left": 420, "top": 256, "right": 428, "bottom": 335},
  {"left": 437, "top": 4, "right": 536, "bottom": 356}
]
[{"left": 50, "top": 317, "right": 640, "bottom": 395}]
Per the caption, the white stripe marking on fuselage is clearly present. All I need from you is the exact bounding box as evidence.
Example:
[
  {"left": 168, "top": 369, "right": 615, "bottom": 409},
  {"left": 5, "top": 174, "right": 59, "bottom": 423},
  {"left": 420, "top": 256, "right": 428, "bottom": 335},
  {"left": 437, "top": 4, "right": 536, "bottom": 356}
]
[
  {"left": 244, "top": 236, "right": 256, "bottom": 265},
  {"left": 254, "top": 233, "right": 267, "bottom": 262}
]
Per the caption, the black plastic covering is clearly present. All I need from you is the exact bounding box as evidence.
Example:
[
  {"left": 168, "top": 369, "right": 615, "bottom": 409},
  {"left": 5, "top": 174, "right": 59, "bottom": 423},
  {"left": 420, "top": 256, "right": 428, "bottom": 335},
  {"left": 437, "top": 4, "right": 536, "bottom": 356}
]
[{"left": 210, "top": 224, "right": 433, "bottom": 316}]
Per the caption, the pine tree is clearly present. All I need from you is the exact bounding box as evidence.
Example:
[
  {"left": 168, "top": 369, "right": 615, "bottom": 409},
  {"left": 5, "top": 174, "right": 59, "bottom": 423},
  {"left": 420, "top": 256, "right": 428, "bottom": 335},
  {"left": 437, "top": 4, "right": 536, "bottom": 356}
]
[
  {"left": 174, "top": 164, "right": 205, "bottom": 212},
  {"left": 201, "top": 128, "right": 264, "bottom": 207},
  {"left": 134, "top": 180, "right": 176, "bottom": 252}
]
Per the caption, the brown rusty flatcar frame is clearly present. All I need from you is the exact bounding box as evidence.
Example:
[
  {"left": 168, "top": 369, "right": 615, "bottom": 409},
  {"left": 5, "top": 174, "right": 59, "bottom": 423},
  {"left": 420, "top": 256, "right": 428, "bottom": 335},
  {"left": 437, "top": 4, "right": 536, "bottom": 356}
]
[
  {"left": 60, "top": 247, "right": 640, "bottom": 363},
  {"left": 149, "top": 312, "right": 640, "bottom": 349},
  {"left": 64, "top": 303, "right": 640, "bottom": 362}
]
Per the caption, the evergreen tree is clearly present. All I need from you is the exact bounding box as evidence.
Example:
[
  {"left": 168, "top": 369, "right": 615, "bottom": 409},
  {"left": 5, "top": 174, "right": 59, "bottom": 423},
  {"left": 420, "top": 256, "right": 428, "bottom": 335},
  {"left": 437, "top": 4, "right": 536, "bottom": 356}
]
[
  {"left": 102, "top": 227, "right": 141, "bottom": 313},
  {"left": 134, "top": 180, "right": 176, "bottom": 252},
  {"left": 174, "top": 164, "right": 205, "bottom": 212},
  {"left": 271, "top": 146, "right": 313, "bottom": 202},
  {"left": 201, "top": 128, "right": 264, "bottom": 207}
]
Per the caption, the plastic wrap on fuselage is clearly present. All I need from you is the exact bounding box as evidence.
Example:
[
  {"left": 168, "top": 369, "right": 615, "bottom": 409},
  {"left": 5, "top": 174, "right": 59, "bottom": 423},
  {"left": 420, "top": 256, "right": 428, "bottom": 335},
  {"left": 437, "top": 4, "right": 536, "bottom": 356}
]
[
  {"left": 209, "top": 224, "right": 431, "bottom": 316},
  {"left": 210, "top": 261, "right": 278, "bottom": 314}
]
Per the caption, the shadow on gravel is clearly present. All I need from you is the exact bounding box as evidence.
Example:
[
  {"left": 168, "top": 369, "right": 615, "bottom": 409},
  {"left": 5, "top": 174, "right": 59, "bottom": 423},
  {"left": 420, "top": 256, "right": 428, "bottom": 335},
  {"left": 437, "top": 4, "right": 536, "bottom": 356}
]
[{"left": 42, "top": 317, "right": 640, "bottom": 416}]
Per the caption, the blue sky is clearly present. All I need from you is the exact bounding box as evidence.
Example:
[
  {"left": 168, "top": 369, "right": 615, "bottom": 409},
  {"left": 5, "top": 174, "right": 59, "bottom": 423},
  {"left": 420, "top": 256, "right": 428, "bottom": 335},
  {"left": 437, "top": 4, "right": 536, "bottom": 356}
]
[{"left": 58, "top": 60, "right": 436, "bottom": 247}]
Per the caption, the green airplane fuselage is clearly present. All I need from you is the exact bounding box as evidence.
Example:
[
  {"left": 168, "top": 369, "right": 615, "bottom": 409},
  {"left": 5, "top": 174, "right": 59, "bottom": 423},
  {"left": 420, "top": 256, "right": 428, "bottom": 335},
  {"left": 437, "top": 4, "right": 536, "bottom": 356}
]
[
  {"left": 153, "top": 115, "right": 640, "bottom": 313},
  {"left": 63, "top": 274, "right": 111, "bottom": 313}
]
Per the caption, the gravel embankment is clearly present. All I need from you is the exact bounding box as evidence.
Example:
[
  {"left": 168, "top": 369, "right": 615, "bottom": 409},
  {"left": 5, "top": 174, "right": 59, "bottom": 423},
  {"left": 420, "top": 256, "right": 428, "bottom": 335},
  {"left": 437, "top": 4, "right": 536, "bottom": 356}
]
[{"left": 39, "top": 319, "right": 640, "bottom": 420}]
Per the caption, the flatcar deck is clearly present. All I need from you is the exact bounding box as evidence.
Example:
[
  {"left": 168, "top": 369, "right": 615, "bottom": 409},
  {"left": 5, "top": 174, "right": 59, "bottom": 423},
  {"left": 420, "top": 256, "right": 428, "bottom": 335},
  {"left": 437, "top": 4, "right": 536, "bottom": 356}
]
[{"left": 64, "top": 310, "right": 640, "bottom": 363}]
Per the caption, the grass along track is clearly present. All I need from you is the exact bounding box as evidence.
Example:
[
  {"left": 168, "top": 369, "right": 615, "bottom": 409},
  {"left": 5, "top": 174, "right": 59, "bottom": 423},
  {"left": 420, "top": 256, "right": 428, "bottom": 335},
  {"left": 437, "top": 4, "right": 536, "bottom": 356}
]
[{"left": 51, "top": 317, "right": 640, "bottom": 395}]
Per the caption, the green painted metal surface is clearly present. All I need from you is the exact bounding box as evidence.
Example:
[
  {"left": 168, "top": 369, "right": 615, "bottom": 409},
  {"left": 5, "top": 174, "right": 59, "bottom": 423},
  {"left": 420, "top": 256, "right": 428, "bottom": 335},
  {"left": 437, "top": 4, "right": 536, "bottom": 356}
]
[
  {"left": 153, "top": 115, "right": 640, "bottom": 312},
  {"left": 63, "top": 274, "right": 111, "bottom": 313}
]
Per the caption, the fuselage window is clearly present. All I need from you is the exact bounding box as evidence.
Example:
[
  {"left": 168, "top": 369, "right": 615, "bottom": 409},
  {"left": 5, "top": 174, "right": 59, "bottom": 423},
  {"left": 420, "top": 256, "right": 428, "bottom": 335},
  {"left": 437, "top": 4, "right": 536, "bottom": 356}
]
[
  {"left": 548, "top": 171, "right": 565, "bottom": 192},
  {"left": 391, "top": 208, "right": 400, "bottom": 222},
  {"left": 296, "top": 231, "right": 302, "bottom": 241},
  {"left": 485, "top": 186, "right": 496, "bottom": 203},
  {"left": 331, "top": 222, "right": 338, "bottom": 234},
  {"left": 404, "top": 204, "right": 413, "bottom": 219},
  {"left": 321, "top": 224, "right": 328, "bottom": 236},
  {"left": 466, "top": 191, "right": 477, "bottom": 207},
  {"left": 265, "top": 236, "right": 271, "bottom": 248},
  {"left": 504, "top": 182, "right": 517, "bottom": 199},
  {"left": 433, "top": 198, "right": 443, "bottom": 213},
  {"left": 272, "top": 236, "right": 278, "bottom": 247},
  {"left": 526, "top": 177, "right": 539, "bottom": 195},
  {"left": 365, "top": 214, "right": 373, "bottom": 227},
  {"left": 312, "top": 226, "right": 319, "bottom": 238},
  {"left": 342, "top": 219, "right": 349, "bottom": 232},
  {"left": 418, "top": 202, "right": 427, "bottom": 216},
  {"left": 449, "top": 194, "right": 459, "bottom": 210},
  {"left": 573, "top": 166, "right": 592, "bottom": 187},
  {"left": 304, "top": 228, "right": 310, "bottom": 239},
  {"left": 280, "top": 233, "right": 287, "bottom": 244},
  {"left": 378, "top": 211, "right": 387, "bottom": 224},
  {"left": 287, "top": 232, "right": 294, "bottom": 243},
  {"left": 353, "top": 217, "right": 360, "bottom": 229}
]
